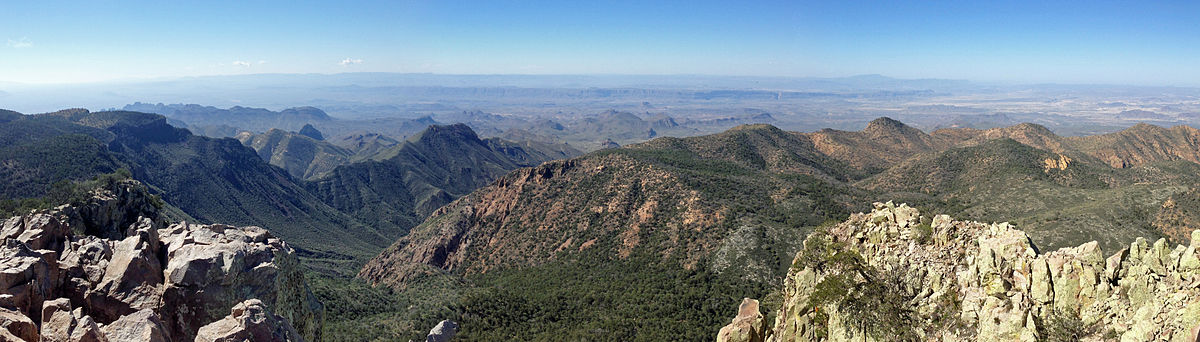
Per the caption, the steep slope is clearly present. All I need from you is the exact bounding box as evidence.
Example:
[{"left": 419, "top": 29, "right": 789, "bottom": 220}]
[
  {"left": 735, "top": 202, "right": 1200, "bottom": 342},
  {"left": 0, "top": 109, "right": 387, "bottom": 274},
  {"left": 236, "top": 129, "right": 353, "bottom": 180},
  {"left": 1153, "top": 186, "right": 1200, "bottom": 245},
  {"left": 0, "top": 110, "right": 126, "bottom": 199},
  {"left": 306, "top": 124, "right": 568, "bottom": 240},
  {"left": 1068, "top": 123, "right": 1200, "bottom": 168},
  {"left": 359, "top": 124, "right": 869, "bottom": 288}
]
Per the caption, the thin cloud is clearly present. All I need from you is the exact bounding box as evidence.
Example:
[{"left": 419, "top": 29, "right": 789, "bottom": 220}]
[
  {"left": 339, "top": 58, "right": 363, "bottom": 66},
  {"left": 7, "top": 37, "right": 32, "bottom": 49},
  {"left": 232, "top": 60, "right": 251, "bottom": 67}
]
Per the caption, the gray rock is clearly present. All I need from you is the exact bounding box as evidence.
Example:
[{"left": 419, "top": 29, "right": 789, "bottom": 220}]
[{"left": 426, "top": 319, "right": 459, "bottom": 342}]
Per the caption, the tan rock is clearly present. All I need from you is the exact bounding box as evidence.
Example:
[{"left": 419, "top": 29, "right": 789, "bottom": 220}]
[
  {"left": 87, "top": 223, "right": 163, "bottom": 322},
  {"left": 99, "top": 309, "right": 168, "bottom": 342},
  {"left": 0, "top": 240, "right": 53, "bottom": 316},
  {"left": 195, "top": 299, "right": 304, "bottom": 342},
  {"left": 717, "top": 298, "right": 767, "bottom": 342},
  {"left": 0, "top": 306, "right": 37, "bottom": 342}
]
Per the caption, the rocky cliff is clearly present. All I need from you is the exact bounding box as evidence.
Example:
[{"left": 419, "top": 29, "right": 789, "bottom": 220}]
[
  {"left": 721, "top": 202, "right": 1200, "bottom": 342},
  {"left": 0, "top": 179, "right": 322, "bottom": 342}
]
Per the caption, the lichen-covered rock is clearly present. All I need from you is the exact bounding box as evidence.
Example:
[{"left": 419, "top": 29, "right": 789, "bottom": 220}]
[
  {"left": 195, "top": 299, "right": 304, "bottom": 342},
  {"left": 751, "top": 202, "right": 1200, "bottom": 342},
  {"left": 717, "top": 298, "right": 768, "bottom": 342}
]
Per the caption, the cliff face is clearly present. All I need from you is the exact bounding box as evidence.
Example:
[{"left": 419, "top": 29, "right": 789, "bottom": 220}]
[
  {"left": 0, "top": 179, "right": 321, "bottom": 342},
  {"left": 725, "top": 202, "right": 1200, "bottom": 342}
]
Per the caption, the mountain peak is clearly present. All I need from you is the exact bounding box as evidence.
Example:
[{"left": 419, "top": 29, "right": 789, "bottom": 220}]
[
  {"left": 865, "top": 117, "right": 906, "bottom": 131},
  {"left": 299, "top": 124, "right": 324, "bottom": 140},
  {"left": 862, "top": 117, "right": 928, "bottom": 140},
  {"left": 408, "top": 123, "right": 481, "bottom": 145}
]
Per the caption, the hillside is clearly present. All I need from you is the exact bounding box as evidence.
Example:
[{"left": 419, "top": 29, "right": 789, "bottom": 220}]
[
  {"left": 236, "top": 129, "right": 353, "bottom": 180},
  {"left": 306, "top": 123, "right": 574, "bottom": 240},
  {"left": 350, "top": 124, "right": 886, "bottom": 340},
  {"left": 1067, "top": 123, "right": 1200, "bottom": 168},
  {"left": 804, "top": 117, "right": 953, "bottom": 176},
  {"left": 348, "top": 119, "right": 1200, "bottom": 339},
  {"left": 330, "top": 131, "right": 400, "bottom": 158},
  {"left": 0, "top": 109, "right": 387, "bottom": 274}
]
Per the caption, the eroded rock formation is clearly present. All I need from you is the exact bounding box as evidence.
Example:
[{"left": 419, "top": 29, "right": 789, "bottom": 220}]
[
  {"left": 723, "top": 201, "right": 1200, "bottom": 342},
  {"left": 0, "top": 180, "right": 322, "bottom": 342}
]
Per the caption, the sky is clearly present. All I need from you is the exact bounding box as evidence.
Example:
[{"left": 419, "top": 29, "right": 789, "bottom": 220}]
[{"left": 1, "top": 0, "right": 1198, "bottom": 86}]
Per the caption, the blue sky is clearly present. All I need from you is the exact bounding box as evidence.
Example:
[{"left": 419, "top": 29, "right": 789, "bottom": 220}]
[{"left": 2, "top": 0, "right": 1198, "bottom": 85}]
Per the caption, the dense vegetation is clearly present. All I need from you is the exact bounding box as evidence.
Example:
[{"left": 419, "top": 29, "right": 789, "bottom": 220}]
[{"left": 315, "top": 251, "right": 769, "bottom": 341}]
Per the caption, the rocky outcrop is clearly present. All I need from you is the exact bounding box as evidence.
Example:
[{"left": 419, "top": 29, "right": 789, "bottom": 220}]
[
  {"left": 425, "top": 320, "right": 458, "bottom": 342},
  {"left": 747, "top": 202, "right": 1200, "bottom": 342},
  {"left": 0, "top": 180, "right": 322, "bottom": 342},
  {"left": 716, "top": 298, "right": 767, "bottom": 342},
  {"left": 194, "top": 299, "right": 304, "bottom": 342}
]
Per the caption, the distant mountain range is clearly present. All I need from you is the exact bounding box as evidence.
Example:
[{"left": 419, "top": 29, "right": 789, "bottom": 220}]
[{"left": 0, "top": 108, "right": 570, "bottom": 275}]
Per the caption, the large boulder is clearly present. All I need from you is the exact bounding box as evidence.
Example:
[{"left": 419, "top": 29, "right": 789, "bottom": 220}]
[
  {"left": 0, "top": 306, "right": 37, "bottom": 341},
  {"left": 39, "top": 299, "right": 107, "bottom": 342},
  {"left": 99, "top": 309, "right": 170, "bottom": 342},
  {"left": 195, "top": 299, "right": 304, "bottom": 342},
  {"left": 716, "top": 298, "right": 767, "bottom": 342},
  {"left": 159, "top": 224, "right": 322, "bottom": 341},
  {"left": 0, "top": 240, "right": 53, "bottom": 318},
  {"left": 426, "top": 320, "right": 458, "bottom": 342}
]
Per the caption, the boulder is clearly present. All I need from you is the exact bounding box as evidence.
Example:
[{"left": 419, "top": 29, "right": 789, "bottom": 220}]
[
  {"left": 716, "top": 298, "right": 767, "bottom": 342},
  {"left": 99, "top": 309, "right": 169, "bottom": 342},
  {"left": 0, "top": 306, "right": 37, "bottom": 341},
  {"left": 195, "top": 299, "right": 304, "bottom": 342},
  {"left": 159, "top": 224, "right": 322, "bottom": 342},
  {"left": 0, "top": 240, "right": 53, "bottom": 317},
  {"left": 84, "top": 221, "right": 163, "bottom": 323},
  {"left": 426, "top": 320, "right": 458, "bottom": 342},
  {"left": 40, "top": 299, "right": 107, "bottom": 342}
]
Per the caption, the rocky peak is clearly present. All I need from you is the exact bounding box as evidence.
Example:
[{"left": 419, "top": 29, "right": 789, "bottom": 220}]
[
  {"left": 298, "top": 124, "right": 324, "bottom": 141},
  {"left": 726, "top": 201, "right": 1200, "bottom": 342},
  {"left": 0, "top": 180, "right": 322, "bottom": 342},
  {"left": 862, "top": 117, "right": 917, "bottom": 136}
]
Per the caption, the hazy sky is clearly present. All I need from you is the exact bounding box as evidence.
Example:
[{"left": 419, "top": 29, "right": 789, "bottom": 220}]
[{"left": 2, "top": 0, "right": 1198, "bottom": 85}]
